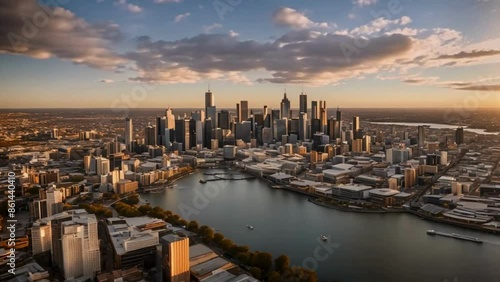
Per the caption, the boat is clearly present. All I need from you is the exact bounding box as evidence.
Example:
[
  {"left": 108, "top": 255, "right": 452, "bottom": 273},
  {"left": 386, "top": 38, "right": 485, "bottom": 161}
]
[
  {"left": 427, "top": 230, "right": 436, "bottom": 235},
  {"left": 451, "top": 233, "right": 483, "bottom": 243},
  {"left": 199, "top": 179, "right": 207, "bottom": 184},
  {"left": 320, "top": 235, "right": 328, "bottom": 241},
  {"left": 247, "top": 225, "right": 254, "bottom": 230}
]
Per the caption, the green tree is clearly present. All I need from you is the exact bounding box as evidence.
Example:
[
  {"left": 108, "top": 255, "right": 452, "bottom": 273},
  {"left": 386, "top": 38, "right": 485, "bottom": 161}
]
[
  {"left": 252, "top": 252, "right": 273, "bottom": 272},
  {"left": 187, "top": 220, "right": 199, "bottom": 232},
  {"left": 198, "top": 225, "right": 214, "bottom": 242},
  {"left": 274, "top": 254, "right": 290, "bottom": 275},
  {"left": 213, "top": 232, "right": 224, "bottom": 244},
  {"left": 138, "top": 204, "right": 153, "bottom": 216},
  {"left": 220, "top": 239, "right": 234, "bottom": 251},
  {"left": 267, "top": 271, "right": 283, "bottom": 282},
  {"left": 249, "top": 267, "right": 262, "bottom": 280}
]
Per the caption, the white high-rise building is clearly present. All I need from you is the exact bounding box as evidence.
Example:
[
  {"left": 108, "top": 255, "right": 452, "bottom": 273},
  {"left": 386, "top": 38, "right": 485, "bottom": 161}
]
[
  {"left": 61, "top": 215, "right": 100, "bottom": 280},
  {"left": 46, "top": 187, "right": 63, "bottom": 217},
  {"left": 96, "top": 157, "right": 110, "bottom": 175},
  {"left": 125, "top": 117, "right": 133, "bottom": 149},
  {"left": 31, "top": 223, "right": 52, "bottom": 254}
]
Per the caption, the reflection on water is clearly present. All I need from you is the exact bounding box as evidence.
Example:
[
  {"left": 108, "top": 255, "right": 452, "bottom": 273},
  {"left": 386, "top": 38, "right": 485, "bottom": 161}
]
[
  {"left": 141, "top": 170, "right": 500, "bottom": 282},
  {"left": 371, "top": 122, "right": 500, "bottom": 135}
]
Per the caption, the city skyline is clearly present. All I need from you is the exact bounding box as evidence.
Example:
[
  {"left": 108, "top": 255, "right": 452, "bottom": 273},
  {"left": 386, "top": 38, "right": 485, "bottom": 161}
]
[{"left": 1, "top": 0, "right": 500, "bottom": 108}]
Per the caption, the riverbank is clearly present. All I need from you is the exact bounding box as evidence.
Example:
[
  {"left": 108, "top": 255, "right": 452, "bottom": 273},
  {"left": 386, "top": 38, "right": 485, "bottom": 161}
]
[
  {"left": 308, "top": 198, "right": 405, "bottom": 214},
  {"left": 407, "top": 209, "right": 499, "bottom": 235}
]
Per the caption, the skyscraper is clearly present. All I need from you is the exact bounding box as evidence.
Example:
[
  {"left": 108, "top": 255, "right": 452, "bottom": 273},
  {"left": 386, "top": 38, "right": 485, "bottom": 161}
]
[
  {"left": 48, "top": 210, "right": 100, "bottom": 280},
  {"left": 352, "top": 116, "right": 360, "bottom": 140},
  {"left": 418, "top": 125, "right": 425, "bottom": 147},
  {"left": 240, "top": 100, "right": 249, "bottom": 121},
  {"left": 218, "top": 110, "right": 230, "bottom": 130},
  {"left": 336, "top": 107, "right": 342, "bottom": 130},
  {"left": 125, "top": 117, "right": 132, "bottom": 150},
  {"left": 319, "top": 101, "right": 327, "bottom": 133},
  {"left": 165, "top": 108, "right": 175, "bottom": 130},
  {"left": 205, "top": 90, "right": 214, "bottom": 110},
  {"left": 236, "top": 103, "right": 241, "bottom": 122},
  {"left": 280, "top": 92, "right": 291, "bottom": 119},
  {"left": 46, "top": 187, "right": 63, "bottom": 217},
  {"left": 456, "top": 127, "right": 464, "bottom": 145},
  {"left": 311, "top": 101, "right": 318, "bottom": 120},
  {"left": 299, "top": 112, "right": 307, "bottom": 141},
  {"left": 161, "top": 234, "right": 190, "bottom": 282},
  {"left": 156, "top": 116, "right": 166, "bottom": 146},
  {"left": 145, "top": 124, "right": 157, "bottom": 146},
  {"left": 299, "top": 93, "right": 307, "bottom": 114}
]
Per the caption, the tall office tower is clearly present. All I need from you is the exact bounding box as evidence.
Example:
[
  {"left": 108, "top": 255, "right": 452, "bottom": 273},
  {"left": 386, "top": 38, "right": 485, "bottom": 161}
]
[
  {"left": 456, "top": 127, "right": 464, "bottom": 145},
  {"left": 161, "top": 234, "right": 190, "bottom": 282},
  {"left": 336, "top": 107, "right": 342, "bottom": 130},
  {"left": 31, "top": 222, "right": 51, "bottom": 254},
  {"left": 311, "top": 101, "right": 318, "bottom": 120},
  {"left": 206, "top": 106, "right": 217, "bottom": 129},
  {"left": 235, "top": 121, "right": 252, "bottom": 142},
  {"left": 60, "top": 212, "right": 100, "bottom": 280},
  {"left": 280, "top": 93, "right": 291, "bottom": 119},
  {"left": 327, "top": 117, "right": 338, "bottom": 141},
  {"left": 174, "top": 119, "right": 190, "bottom": 151},
  {"left": 204, "top": 118, "right": 213, "bottom": 148},
  {"left": 299, "top": 112, "right": 308, "bottom": 141},
  {"left": 51, "top": 213, "right": 72, "bottom": 269},
  {"left": 188, "top": 119, "right": 197, "bottom": 150},
  {"left": 270, "top": 109, "right": 280, "bottom": 141},
  {"left": 263, "top": 105, "right": 268, "bottom": 119},
  {"left": 156, "top": 116, "right": 166, "bottom": 146},
  {"left": 320, "top": 101, "right": 327, "bottom": 133},
  {"left": 236, "top": 103, "right": 241, "bottom": 122},
  {"left": 418, "top": 125, "right": 425, "bottom": 147},
  {"left": 404, "top": 168, "right": 417, "bottom": 188},
  {"left": 46, "top": 187, "right": 62, "bottom": 217},
  {"left": 363, "top": 135, "right": 371, "bottom": 152},
  {"left": 145, "top": 124, "right": 157, "bottom": 146},
  {"left": 107, "top": 141, "right": 121, "bottom": 155},
  {"left": 275, "top": 119, "right": 288, "bottom": 141},
  {"left": 254, "top": 113, "right": 264, "bottom": 126},
  {"left": 311, "top": 119, "right": 322, "bottom": 137},
  {"left": 299, "top": 92, "right": 307, "bottom": 114},
  {"left": 240, "top": 100, "right": 249, "bottom": 121},
  {"left": 352, "top": 116, "right": 360, "bottom": 140},
  {"left": 218, "top": 110, "right": 230, "bottom": 129},
  {"left": 96, "top": 157, "right": 110, "bottom": 175},
  {"left": 165, "top": 108, "right": 175, "bottom": 130},
  {"left": 125, "top": 117, "right": 133, "bottom": 149},
  {"left": 109, "top": 153, "right": 123, "bottom": 171},
  {"left": 191, "top": 110, "right": 205, "bottom": 122},
  {"left": 205, "top": 89, "right": 214, "bottom": 110}
]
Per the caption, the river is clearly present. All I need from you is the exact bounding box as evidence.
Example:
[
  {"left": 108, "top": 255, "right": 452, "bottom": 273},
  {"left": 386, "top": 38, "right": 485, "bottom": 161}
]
[
  {"left": 141, "top": 170, "right": 500, "bottom": 282},
  {"left": 370, "top": 122, "right": 500, "bottom": 136}
]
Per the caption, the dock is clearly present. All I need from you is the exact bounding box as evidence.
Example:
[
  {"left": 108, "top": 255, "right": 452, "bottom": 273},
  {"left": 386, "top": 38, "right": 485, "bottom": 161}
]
[{"left": 426, "top": 230, "right": 483, "bottom": 243}]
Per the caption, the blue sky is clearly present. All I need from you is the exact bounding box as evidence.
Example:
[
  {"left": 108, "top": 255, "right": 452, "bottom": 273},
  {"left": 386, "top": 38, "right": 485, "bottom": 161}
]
[{"left": 0, "top": 0, "right": 499, "bottom": 108}]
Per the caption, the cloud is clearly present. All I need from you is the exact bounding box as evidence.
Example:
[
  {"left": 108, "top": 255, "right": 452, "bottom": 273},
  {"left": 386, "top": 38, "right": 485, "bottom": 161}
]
[
  {"left": 350, "top": 16, "right": 413, "bottom": 35},
  {"left": 115, "top": 0, "right": 143, "bottom": 13},
  {"left": 228, "top": 30, "right": 239, "bottom": 37},
  {"left": 126, "top": 32, "right": 413, "bottom": 85},
  {"left": 174, "top": 12, "right": 191, "bottom": 23},
  {"left": 273, "top": 7, "right": 329, "bottom": 30},
  {"left": 0, "top": 0, "right": 125, "bottom": 70},
  {"left": 455, "top": 85, "right": 500, "bottom": 91},
  {"left": 202, "top": 23, "right": 223, "bottom": 33},
  {"left": 353, "top": 0, "right": 377, "bottom": 7},
  {"left": 402, "top": 76, "right": 439, "bottom": 84},
  {"left": 99, "top": 79, "right": 114, "bottom": 83},
  {"left": 433, "top": 49, "right": 500, "bottom": 60}
]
